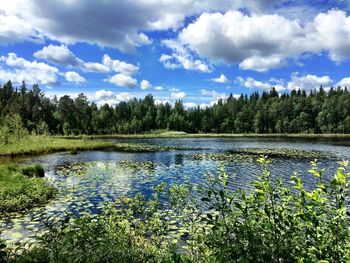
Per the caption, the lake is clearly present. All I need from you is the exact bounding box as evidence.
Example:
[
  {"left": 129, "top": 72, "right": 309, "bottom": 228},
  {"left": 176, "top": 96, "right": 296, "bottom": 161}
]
[{"left": 1, "top": 137, "right": 350, "bottom": 244}]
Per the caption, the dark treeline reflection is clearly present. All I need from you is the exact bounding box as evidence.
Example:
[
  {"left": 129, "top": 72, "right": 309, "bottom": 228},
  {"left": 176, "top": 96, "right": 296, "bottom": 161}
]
[{"left": 1, "top": 80, "right": 350, "bottom": 135}]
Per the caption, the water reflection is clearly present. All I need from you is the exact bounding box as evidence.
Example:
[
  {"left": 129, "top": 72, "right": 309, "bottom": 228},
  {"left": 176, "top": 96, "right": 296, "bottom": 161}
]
[{"left": 0, "top": 138, "right": 349, "bottom": 244}]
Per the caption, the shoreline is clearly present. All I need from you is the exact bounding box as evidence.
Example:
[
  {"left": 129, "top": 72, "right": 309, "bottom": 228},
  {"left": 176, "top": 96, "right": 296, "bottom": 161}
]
[{"left": 58, "top": 133, "right": 350, "bottom": 141}]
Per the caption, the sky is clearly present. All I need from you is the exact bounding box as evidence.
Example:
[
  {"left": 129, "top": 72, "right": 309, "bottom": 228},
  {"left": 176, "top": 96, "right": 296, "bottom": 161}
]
[{"left": 1, "top": 0, "right": 350, "bottom": 107}]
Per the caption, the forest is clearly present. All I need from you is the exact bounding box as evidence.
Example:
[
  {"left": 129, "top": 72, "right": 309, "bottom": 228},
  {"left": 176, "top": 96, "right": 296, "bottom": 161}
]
[{"left": 1, "top": 80, "right": 350, "bottom": 135}]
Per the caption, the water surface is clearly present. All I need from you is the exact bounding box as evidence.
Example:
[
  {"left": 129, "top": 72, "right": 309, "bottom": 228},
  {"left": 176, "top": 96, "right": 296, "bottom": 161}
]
[{"left": 1, "top": 137, "right": 349, "bottom": 244}]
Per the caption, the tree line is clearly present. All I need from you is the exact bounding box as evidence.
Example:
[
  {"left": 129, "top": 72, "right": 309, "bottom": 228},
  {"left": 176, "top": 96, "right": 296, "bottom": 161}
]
[{"left": 1, "top": 80, "right": 350, "bottom": 135}]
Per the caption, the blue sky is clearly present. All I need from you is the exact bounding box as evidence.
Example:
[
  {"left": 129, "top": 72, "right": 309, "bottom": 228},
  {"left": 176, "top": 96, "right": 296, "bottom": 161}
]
[{"left": 1, "top": 0, "right": 350, "bottom": 107}]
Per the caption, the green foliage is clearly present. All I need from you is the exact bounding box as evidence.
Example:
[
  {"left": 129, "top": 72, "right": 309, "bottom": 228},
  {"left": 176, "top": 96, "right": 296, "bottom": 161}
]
[
  {"left": 8, "top": 185, "right": 187, "bottom": 263},
  {"left": 0, "top": 235, "right": 6, "bottom": 263},
  {"left": 22, "top": 164, "right": 45, "bottom": 178},
  {"left": 1, "top": 81, "right": 350, "bottom": 135},
  {"left": 0, "top": 114, "right": 28, "bottom": 145},
  {"left": 4, "top": 158, "right": 350, "bottom": 262},
  {"left": 0, "top": 164, "right": 56, "bottom": 215},
  {"left": 190, "top": 158, "right": 350, "bottom": 262}
]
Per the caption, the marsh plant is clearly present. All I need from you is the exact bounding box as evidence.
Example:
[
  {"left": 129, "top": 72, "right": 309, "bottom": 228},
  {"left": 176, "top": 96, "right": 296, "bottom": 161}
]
[
  {"left": 3, "top": 158, "right": 350, "bottom": 262},
  {"left": 0, "top": 164, "right": 56, "bottom": 215},
  {"left": 0, "top": 115, "right": 28, "bottom": 146}
]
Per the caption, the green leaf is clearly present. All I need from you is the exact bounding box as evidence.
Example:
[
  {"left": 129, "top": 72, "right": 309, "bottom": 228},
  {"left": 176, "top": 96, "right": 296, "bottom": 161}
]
[{"left": 336, "top": 169, "right": 346, "bottom": 185}]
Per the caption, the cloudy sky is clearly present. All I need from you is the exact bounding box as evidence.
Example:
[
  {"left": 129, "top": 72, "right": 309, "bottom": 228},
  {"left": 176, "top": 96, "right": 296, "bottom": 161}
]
[{"left": 1, "top": 0, "right": 350, "bottom": 107}]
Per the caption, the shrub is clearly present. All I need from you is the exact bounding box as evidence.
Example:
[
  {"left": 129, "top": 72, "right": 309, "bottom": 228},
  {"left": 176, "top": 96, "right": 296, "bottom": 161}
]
[
  {"left": 0, "top": 114, "right": 28, "bottom": 145},
  {"left": 22, "top": 164, "right": 45, "bottom": 178},
  {"left": 0, "top": 164, "right": 55, "bottom": 214},
  {"left": 5, "top": 158, "right": 350, "bottom": 262}
]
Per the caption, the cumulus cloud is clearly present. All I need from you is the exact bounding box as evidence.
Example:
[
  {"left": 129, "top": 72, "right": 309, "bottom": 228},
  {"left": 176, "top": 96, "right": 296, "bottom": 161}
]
[
  {"left": 210, "top": 74, "right": 229, "bottom": 83},
  {"left": 106, "top": 73, "right": 137, "bottom": 88},
  {"left": 287, "top": 74, "right": 333, "bottom": 91},
  {"left": 93, "top": 89, "right": 133, "bottom": 106},
  {"left": 34, "top": 45, "right": 138, "bottom": 76},
  {"left": 0, "top": 53, "right": 58, "bottom": 85},
  {"left": 0, "top": 12, "right": 43, "bottom": 44},
  {"left": 337, "top": 77, "right": 350, "bottom": 88},
  {"left": 140, "top": 79, "right": 151, "bottom": 90},
  {"left": 1, "top": 0, "right": 289, "bottom": 50},
  {"left": 171, "top": 91, "right": 186, "bottom": 99},
  {"left": 65, "top": 71, "right": 85, "bottom": 84},
  {"left": 237, "top": 76, "right": 286, "bottom": 92},
  {"left": 102, "top": 54, "right": 139, "bottom": 75},
  {"left": 165, "top": 9, "right": 350, "bottom": 72},
  {"left": 82, "top": 62, "right": 109, "bottom": 73},
  {"left": 178, "top": 11, "right": 319, "bottom": 72},
  {"left": 313, "top": 10, "right": 350, "bottom": 62},
  {"left": 200, "top": 89, "right": 228, "bottom": 100},
  {"left": 160, "top": 39, "right": 212, "bottom": 73},
  {"left": 34, "top": 44, "right": 82, "bottom": 66}
]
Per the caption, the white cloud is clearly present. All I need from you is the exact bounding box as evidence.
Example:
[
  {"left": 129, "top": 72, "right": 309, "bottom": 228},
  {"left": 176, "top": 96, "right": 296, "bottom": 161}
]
[
  {"left": 239, "top": 55, "right": 285, "bottom": 72},
  {"left": 169, "top": 87, "right": 180, "bottom": 92},
  {"left": 183, "top": 102, "right": 197, "bottom": 108},
  {"left": 102, "top": 54, "right": 138, "bottom": 75},
  {"left": 93, "top": 90, "right": 133, "bottom": 106},
  {"left": 337, "top": 77, "right": 350, "bottom": 88},
  {"left": 140, "top": 79, "right": 151, "bottom": 90},
  {"left": 1, "top": 0, "right": 286, "bottom": 51},
  {"left": 34, "top": 45, "right": 139, "bottom": 77},
  {"left": 34, "top": 44, "right": 82, "bottom": 66},
  {"left": 200, "top": 89, "right": 228, "bottom": 100},
  {"left": 65, "top": 71, "right": 85, "bottom": 84},
  {"left": 82, "top": 62, "right": 110, "bottom": 73},
  {"left": 210, "top": 74, "right": 229, "bottom": 83},
  {"left": 154, "top": 86, "right": 164, "bottom": 91},
  {"left": 95, "top": 90, "right": 115, "bottom": 101},
  {"left": 0, "top": 53, "right": 58, "bottom": 85},
  {"left": 313, "top": 10, "right": 350, "bottom": 62},
  {"left": 287, "top": 74, "right": 333, "bottom": 91},
  {"left": 174, "top": 9, "right": 350, "bottom": 71},
  {"left": 0, "top": 12, "right": 43, "bottom": 44},
  {"left": 178, "top": 11, "right": 317, "bottom": 72},
  {"left": 237, "top": 76, "right": 286, "bottom": 92},
  {"left": 106, "top": 73, "right": 137, "bottom": 88},
  {"left": 160, "top": 39, "right": 211, "bottom": 73},
  {"left": 171, "top": 91, "right": 186, "bottom": 99}
]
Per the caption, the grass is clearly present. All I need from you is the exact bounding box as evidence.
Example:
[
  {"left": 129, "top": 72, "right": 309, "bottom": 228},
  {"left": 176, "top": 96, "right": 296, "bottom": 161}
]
[
  {"left": 0, "top": 164, "right": 56, "bottom": 215},
  {"left": 3, "top": 158, "right": 350, "bottom": 262},
  {"left": 0, "top": 135, "right": 201, "bottom": 158},
  {"left": 0, "top": 135, "right": 115, "bottom": 157}
]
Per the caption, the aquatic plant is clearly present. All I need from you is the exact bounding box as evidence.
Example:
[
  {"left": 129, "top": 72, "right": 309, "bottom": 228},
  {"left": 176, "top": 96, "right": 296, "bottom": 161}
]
[
  {"left": 0, "top": 164, "right": 56, "bottom": 215},
  {"left": 3, "top": 158, "right": 350, "bottom": 262}
]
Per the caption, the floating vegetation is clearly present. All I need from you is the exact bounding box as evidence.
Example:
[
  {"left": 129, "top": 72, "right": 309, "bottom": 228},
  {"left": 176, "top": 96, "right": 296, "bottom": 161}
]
[
  {"left": 190, "top": 148, "right": 328, "bottom": 163},
  {"left": 113, "top": 142, "right": 200, "bottom": 152},
  {"left": 117, "top": 160, "right": 155, "bottom": 172},
  {"left": 228, "top": 148, "right": 328, "bottom": 159},
  {"left": 190, "top": 153, "right": 254, "bottom": 163}
]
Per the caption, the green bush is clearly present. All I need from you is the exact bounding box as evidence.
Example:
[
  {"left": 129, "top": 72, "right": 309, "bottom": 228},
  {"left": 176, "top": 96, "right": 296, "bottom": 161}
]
[
  {"left": 22, "top": 164, "right": 45, "bottom": 178},
  {"left": 5, "top": 158, "right": 350, "bottom": 262},
  {"left": 0, "top": 114, "right": 28, "bottom": 146},
  {"left": 0, "top": 164, "right": 55, "bottom": 215},
  {"left": 189, "top": 158, "right": 350, "bottom": 262}
]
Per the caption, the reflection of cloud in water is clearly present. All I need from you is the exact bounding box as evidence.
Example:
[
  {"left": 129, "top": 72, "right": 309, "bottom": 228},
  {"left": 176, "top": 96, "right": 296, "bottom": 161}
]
[{"left": 1, "top": 141, "right": 345, "bottom": 245}]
